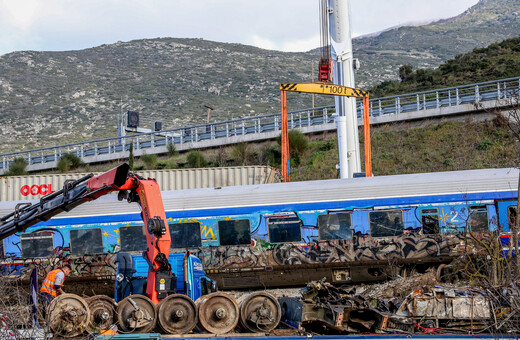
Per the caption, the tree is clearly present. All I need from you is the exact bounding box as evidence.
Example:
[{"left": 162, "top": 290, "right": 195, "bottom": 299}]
[{"left": 399, "top": 64, "right": 414, "bottom": 82}]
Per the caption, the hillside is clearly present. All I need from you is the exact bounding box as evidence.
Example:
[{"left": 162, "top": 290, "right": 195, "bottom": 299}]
[
  {"left": 0, "top": 0, "right": 519, "bottom": 153},
  {"left": 354, "top": 0, "right": 520, "bottom": 84},
  {"left": 371, "top": 36, "right": 520, "bottom": 97}
]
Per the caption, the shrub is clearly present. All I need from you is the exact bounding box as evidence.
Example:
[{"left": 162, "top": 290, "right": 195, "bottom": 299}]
[
  {"left": 141, "top": 153, "right": 158, "bottom": 170},
  {"left": 167, "top": 143, "right": 178, "bottom": 157},
  {"left": 57, "top": 153, "right": 83, "bottom": 173},
  {"left": 258, "top": 144, "right": 280, "bottom": 167},
  {"left": 186, "top": 150, "right": 208, "bottom": 168},
  {"left": 6, "top": 158, "right": 28, "bottom": 176},
  {"left": 231, "top": 143, "right": 250, "bottom": 166}
]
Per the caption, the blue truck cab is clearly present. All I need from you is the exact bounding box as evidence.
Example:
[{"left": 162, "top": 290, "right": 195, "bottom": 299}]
[{"left": 114, "top": 252, "right": 214, "bottom": 302}]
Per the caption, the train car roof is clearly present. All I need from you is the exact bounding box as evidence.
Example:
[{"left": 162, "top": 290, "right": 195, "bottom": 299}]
[{"left": 0, "top": 168, "right": 518, "bottom": 219}]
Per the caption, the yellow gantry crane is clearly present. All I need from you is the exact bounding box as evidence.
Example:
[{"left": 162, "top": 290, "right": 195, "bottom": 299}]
[{"left": 279, "top": 82, "right": 372, "bottom": 182}]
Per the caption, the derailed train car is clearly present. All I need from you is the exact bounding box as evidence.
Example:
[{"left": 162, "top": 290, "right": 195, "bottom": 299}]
[{"left": 0, "top": 168, "right": 518, "bottom": 290}]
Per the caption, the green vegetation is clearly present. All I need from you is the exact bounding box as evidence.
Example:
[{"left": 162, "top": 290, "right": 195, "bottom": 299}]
[
  {"left": 141, "top": 153, "right": 158, "bottom": 170},
  {"left": 5, "top": 158, "right": 28, "bottom": 176},
  {"left": 57, "top": 153, "right": 84, "bottom": 173},
  {"left": 230, "top": 143, "right": 252, "bottom": 166},
  {"left": 167, "top": 143, "right": 178, "bottom": 157},
  {"left": 186, "top": 150, "right": 208, "bottom": 168},
  {"left": 289, "top": 117, "right": 519, "bottom": 181},
  {"left": 371, "top": 37, "right": 520, "bottom": 97}
]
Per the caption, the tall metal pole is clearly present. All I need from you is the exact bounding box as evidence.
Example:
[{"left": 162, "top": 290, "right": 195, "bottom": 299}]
[
  {"left": 329, "top": 0, "right": 361, "bottom": 178},
  {"left": 281, "top": 90, "right": 290, "bottom": 182}
]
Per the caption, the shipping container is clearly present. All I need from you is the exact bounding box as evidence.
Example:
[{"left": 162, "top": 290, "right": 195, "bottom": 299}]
[{"left": 0, "top": 166, "right": 280, "bottom": 201}]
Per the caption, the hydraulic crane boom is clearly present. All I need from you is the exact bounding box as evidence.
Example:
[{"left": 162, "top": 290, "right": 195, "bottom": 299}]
[{"left": 0, "top": 163, "right": 172, "bottom": 303}]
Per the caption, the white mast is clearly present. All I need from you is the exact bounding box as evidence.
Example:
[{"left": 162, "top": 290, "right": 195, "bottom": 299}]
[{"left": 328, "top": 0, "right": 361, "bottom": 178}]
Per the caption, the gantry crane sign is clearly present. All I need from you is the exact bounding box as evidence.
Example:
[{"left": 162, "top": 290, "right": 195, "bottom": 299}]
[{"left": 279, "top": 82, "right": 372, "bottom": 182}]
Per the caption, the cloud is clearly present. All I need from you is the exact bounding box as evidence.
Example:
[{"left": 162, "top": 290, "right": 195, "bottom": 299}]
[
  {"left": 250, "top": 35, "right": 277, "bottom": 51},
  {"left": 0, "top": 0, "right": 480, "bottom": 56},
  {"left": 282, "top": 34, "right": 320, "bottom": 53}
]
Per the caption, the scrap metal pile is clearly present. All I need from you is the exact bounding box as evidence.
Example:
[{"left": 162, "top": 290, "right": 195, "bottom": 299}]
[{"left": 281, "top": 277, "right": 520, "bottom": 335}]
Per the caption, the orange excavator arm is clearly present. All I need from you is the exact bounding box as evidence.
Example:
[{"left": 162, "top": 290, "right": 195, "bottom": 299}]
[{"left": 0, "top": 163, "right": 172, "bottom": 303}]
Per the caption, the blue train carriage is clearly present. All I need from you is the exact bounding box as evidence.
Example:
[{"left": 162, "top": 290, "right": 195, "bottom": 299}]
[{"left": 0, "top": 168, "right": 518, "bottom": 291}]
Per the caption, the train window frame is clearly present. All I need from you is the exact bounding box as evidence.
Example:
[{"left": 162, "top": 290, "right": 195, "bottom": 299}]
[
  {"left": 20, "top": 232, "right": 55, "bottom": 258},
  {"left": 69, "top": 228, "right": 104, "bottom": 255},
  {"left": 0, "top": 238, "right": 4, "bottom": 259},
  {"left": 369, "top": 209, "right": 404, "bottom": 238},
  {"left": 218, "top": 219, "right": 251, "bottom": 246},
  {"left": 120, "top": 225, "right": 148, "bottom": 252},
  {"left": 169, "top": 222, "right": 202, "bottom": 249},
  {"left": 317, "top": 213, "right": 353, "bottom": 241},
  {"left": 420, "top": 208, "right": 440, "bottom": 234},
  {"left": 267, "top": 215, "right": 302, "bottom": 243},
  {"left": 469, "top": 205, "right": 489, "bottom": 232}
]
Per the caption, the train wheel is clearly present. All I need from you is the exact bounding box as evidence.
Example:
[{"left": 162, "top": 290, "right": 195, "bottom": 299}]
[
  {"left": 238, "top": 292, "right": 281, "bottom": 333},
  {"left": 157, "top": 294, "right": 197, "bottom": 334},
  {"left": 86, "top": 295, "right": 117, "bottom": 333},
  {"left": 47, "top": 293, "right": 90, "bottom": 338},
  {"left": 116, "top": 295, "right": 156, "bottom": 333},
  {"left": 196, "top": 292, "right": 239, "bottom": 334}
]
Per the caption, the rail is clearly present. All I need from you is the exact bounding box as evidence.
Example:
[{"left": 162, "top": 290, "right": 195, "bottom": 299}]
[{"left": 1, "top": 76, "right": 519, "bottom": 171}]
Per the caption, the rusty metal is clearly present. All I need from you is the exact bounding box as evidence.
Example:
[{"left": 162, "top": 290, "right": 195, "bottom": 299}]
[
  {"left": 299, "top": 279, "right": 412, "bottom": 334},
  {"left": 116, "top": 294, "right": 156, "bottom": 333},
  {"left": 46, "top": 293, "right": 90, "bottom": 338},
  {"left": 86, "top": 295, "right": 117, "bottom": 333},
  {"left": 156, "top": 294, "right": 197, "bottom": 334},
  {"left": 396, "top": 287, "right": 491, "bottom": 330},
  {"left": 196, "top": 292, "right": 239, "bottom": 334},
  {"left": 238, "top": 291, "right": 281, "bottom": 333}
]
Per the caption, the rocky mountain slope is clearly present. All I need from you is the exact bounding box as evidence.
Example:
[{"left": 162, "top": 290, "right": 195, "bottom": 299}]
[{"left": 0, "top": 0, "right": 518, "bottom": 153}]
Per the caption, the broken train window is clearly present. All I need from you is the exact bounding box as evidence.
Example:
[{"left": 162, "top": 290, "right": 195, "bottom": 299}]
[
  {"left": 120, "top": 225, "right": 147, "bottom": 252},
  {"left": 218, "top": 219, "right": 251, "bottom": 246},
  {"left": 421, "top": 208, "right": 440, "bottom": 234},
  {"left": 20, "top": 232, "right": 54, "bottom": 258},
  {"left": 469, "top": 205, "right": 488, "bottom": 232},
  {"left": 267, "top": 215, "right": 301, "bottom": 243},
  {"left": 169, "top": 222, "right": 202, "bottom": 248},
  {"left": 70, "top": 228, "right": 104, "bottom": 255},
  {"left": 369, "top": 210, "right": 404, "bottom": 237},
  {"left": 317, "top": 213, "right": 353, "bottom": 240}
]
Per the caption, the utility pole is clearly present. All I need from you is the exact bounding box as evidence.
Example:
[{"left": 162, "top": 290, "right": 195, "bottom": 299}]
[{"left": 204, "top": 105, "right": 214, "bottom": 124}]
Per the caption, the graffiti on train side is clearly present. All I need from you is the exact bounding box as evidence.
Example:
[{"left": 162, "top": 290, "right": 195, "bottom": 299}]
[
  {"left": 0, "top": 253, "right": 117, "bottom": 279},
  {"left": 194, "top": 233, "right": 469, "bottom": 270}
]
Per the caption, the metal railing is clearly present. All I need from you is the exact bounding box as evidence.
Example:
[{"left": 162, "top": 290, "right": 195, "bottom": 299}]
[{"left": 1, "top": 76, "right": 519, "bottom": 172}]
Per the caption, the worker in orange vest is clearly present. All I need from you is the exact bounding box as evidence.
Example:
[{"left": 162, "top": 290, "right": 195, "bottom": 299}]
[{"left": 40, "top": 264, "right": 72, "bottom": 307}]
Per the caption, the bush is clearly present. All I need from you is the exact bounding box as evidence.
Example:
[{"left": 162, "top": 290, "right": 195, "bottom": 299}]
[
  {"left": 141, "top": 153, "right": 158, "bottom": 170},
  {"left": 258, "top": 144, "right": 280, "bottom": 167},
  {"left": 6, "top": 158, "right": 28, "bottom": 176},
  {"left": 57, "top": 153, "right": 83, "bottom": 173},
  {"left": 167, "top": 143, "right": 178, "bottom": 157},
  {"left": 186, "top": 150, "right": 208, "bottom": 168},
  {"left": 231, "top": 143, "right": 250, "bottom": 166}
]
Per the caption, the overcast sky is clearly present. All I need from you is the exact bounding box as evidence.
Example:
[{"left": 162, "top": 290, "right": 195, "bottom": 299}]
[{"left": 0, "top": 0, "right": 480, "bottom": 56}]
